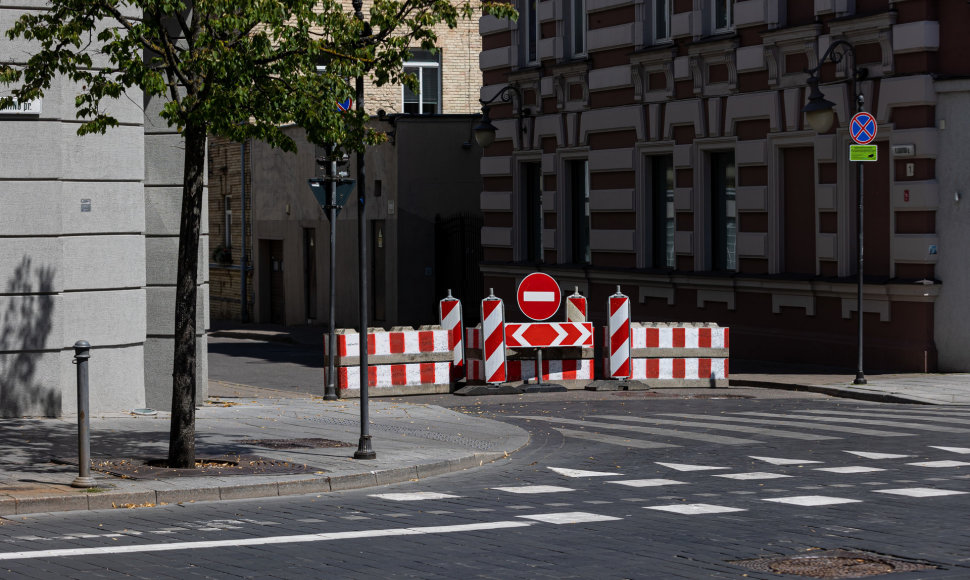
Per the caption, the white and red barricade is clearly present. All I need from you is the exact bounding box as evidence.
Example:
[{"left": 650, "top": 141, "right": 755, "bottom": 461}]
[
  {"left": 625, "top": 323, "right": 729, "bottom": 384},
  {"left": 566, "top": 288, "right": 587, "bottom": 323},
  {"left": 481, "top": 290, "right": 507, "bottom": 384},
  {"left": 439, "top": 291, "right": 464, "bottom": 380},
  {"left": 607, "top": 287, "right": 632, "bottom": 379}
]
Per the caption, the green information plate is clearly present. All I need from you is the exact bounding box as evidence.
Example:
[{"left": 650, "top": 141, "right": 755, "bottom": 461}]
[{"left": 850, "top": 144, "right": 878, "bottom": 162}]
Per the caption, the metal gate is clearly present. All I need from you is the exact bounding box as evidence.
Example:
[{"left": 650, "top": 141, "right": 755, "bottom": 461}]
[{"left": 435, "top": 213, "right": 484, "bottom": 325}]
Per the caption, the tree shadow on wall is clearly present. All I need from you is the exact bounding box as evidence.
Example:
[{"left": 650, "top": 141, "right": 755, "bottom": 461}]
[{"left": 0, "top": 257, "right": 59, "bottom": 417}]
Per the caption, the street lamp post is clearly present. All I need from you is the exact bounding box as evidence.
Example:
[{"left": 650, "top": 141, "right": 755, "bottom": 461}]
[
  {"left": 802, "top": 40, "right": 869, "bottom": 385},
  {"left": 352, "top": 0, "right": 376, "bottom": 460}
]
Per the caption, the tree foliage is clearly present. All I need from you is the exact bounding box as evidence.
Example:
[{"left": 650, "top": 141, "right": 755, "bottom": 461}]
[{"left": 2, "top": 0, "right": 515, "bottom": 466}]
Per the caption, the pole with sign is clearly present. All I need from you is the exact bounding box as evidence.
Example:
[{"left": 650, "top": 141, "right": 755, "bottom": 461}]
[
  {"left": 516, "top": 273, "right": 567, "bottom": 392},
  {"left": 848, "top": 108, "right": 876, "bottom": 385}
]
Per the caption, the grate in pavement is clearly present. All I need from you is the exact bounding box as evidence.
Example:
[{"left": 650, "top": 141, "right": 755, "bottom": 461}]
[
  {"left": 239, "top": 438, "right": 355, "bottom": 449},
  {"left": 729, "top": 550, "right": 936, "bottom": 578},
  {"left": 56, "top": 455, "right": 320, "bottom": 479}
]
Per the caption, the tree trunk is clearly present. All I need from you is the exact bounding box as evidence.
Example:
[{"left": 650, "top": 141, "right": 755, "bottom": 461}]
[{"left": 168, "top": 121, "right": 207, "bottom": 468}]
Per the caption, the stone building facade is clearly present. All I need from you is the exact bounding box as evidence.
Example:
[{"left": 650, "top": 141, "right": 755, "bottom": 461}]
[
  {"left": 0, "top": 6, "right": 207, "bottom": 416},
  {"left": 478, "top": 0, "right": 970, "bottom": 371}
]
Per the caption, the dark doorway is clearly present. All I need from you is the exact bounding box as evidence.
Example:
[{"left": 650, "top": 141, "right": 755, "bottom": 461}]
[
  {"left": 260, "top": 239, "right": 285, "bottom": 325},
  {"left": 783, "top": 147, "right": 816, "bottom": 275},
  {"left": 435, "top": 213, "right": 484, "bottom": 325},
  {"left": 372, "top": 219, "right": 386, "bottom": 322},
  {"left": 303, "top": 228, "right": 317, "bottom": 322}
]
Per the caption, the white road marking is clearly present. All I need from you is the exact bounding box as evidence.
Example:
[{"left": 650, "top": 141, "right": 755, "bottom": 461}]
[
  {"left": 907, "top": 460, "right": 970, "bottom": 468},
  {"left": 369, "top": 492, "right": 459, "bottom": 501},
  {"left": 930, "top": 446, "right": 970, "bottom": 454},
  {"left": 844, "top": 451, "right": 910, "bottom": 459},
  {"left": 762, "top": 495, "right": 862, "bottom": 506},
  {"left": 548, "top": 467, "right": 621, "bottom": 477},
  {"left": 0, "top": 521, "right": 536, "bottom": 560},
  {"left": 517, "top": 512, "right": 622, "bottom": 524},
  {"left": 873, "top": 488, "right": 968, "bottom": 498},
  {"left": 552, "top": 428, "right": 680, "bottom": 449},
  {"left": 645, "top": 503, "right": 746, "bottom": 515},
  {"left": 714, "top": 472, "right": 792, "bottom": 480},
  {"left": 660, "top": 413, "right": 913, "bottom": 437},
  {"left": 733, "top": 412, "right": 970, "bottom": 433},
  {"left": 656, "top": 462, "right": 728, "bottom": 472},
  {"left": 515, "top": 415, "right": 759, "bottom": 445},
  {"left": 814, "top": 466, "right": 886, "bottom": 474},
  {"left": 493, "top": 485, "right": 575, "bottom": 494},
  {"left": 608, "top": 479, "right": 686, "bottom": 487},
  {"left": 592, "top": 415, "right": 839, "bottom": 441},
  {"left": 749, "top": 456, "right": 822, "bottom": 465}
]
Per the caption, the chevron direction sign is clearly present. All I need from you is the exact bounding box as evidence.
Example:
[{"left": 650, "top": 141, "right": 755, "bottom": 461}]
[{"left": 505, "top": 322, "right": 594, "bottom": 348}]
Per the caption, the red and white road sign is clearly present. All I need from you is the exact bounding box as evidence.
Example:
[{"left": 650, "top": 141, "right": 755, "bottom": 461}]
[
  {"left": 516, "top": 272, "right": 561, "bottom": 321},
  {"left": 505, "top": 322, "right": 593, "bottom": 348}
]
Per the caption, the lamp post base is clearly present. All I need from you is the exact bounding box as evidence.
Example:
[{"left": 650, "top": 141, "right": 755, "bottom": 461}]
[
  {"left": 354, "top": 435, "right": 377, "bottom": 460},
  {"left": 853, "top": 373, "right": 867, "bottom": 385}
]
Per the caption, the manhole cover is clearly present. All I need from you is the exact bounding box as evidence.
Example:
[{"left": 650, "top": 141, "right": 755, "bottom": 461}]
[
  {"left": 730, "top": 550, "right": 936, "bottom": 578},
  {"left": 56, "top": 455, "right": 320, "bottom": 480},
  {"left": 240, "top": 438, "right": 354, "bottom": 449}
]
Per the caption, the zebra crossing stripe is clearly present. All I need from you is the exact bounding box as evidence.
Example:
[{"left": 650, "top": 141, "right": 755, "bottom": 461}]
[
  {"left": 656, "top": 462, "right": 727, "bottom": 472},
  {"left": 714, "top": 472, "right": 791, "bottom": 480},
  {"left": 551, "top": 428, "right": 680, "bottom": 449},
  {"left": 844, "top": 451, "right": 910, "bottom": 459},
  {"left": 762, "top": 496, "right": 861, "bottom": 507},
  {"left": 792, "top": 410, "right": 970, "bottom": 426},
  {"left": 874, "top": 488, "right": 967, "bottom": 498},
  {"left": 930, "top": 446, "right": 970, "bottom": 454},
  {"left": 646, "top": 504, "right": 745, "bottom": 515},
  {"left": 907, "top": 460, "right": 970, "bottom": 468},
  {"left": 513, "top": 416, "right": 759, "bottom": 445},
  {"left": 733, "top": 412, "right": 970, "bottom": 434},
  {"left": 549, "top": 467, "right": 621, "bottom": 477},
  {"left": 813, "top": 466, "right": 885, "bottom": 474},
  {"left": 591, "top": 415, "right": 839, "bottom": 441},
  {"left": 749, "top": 456, "right": 822, "bottom": 465},
  {"left": 608, "top": 479, "right": 686, "bottom": 487},
  {"left": 660, "top": 413, "right": 914, "bottom": 437}
]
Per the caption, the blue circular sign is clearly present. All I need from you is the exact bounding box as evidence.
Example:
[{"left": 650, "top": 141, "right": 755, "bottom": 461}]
[{"left": 850, "top": 112, "right": 877, "bottom": 145}]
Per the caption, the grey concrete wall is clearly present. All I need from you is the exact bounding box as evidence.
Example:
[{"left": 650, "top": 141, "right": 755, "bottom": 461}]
[
  {"left": 933, "top": 80, "right": 970, "bottom": 371},
  {"left": 143, "top": 90, "right": 209, "bottom": 411},
  {"left": 0, "top": 6, "right": 148, "bottom": 416}
]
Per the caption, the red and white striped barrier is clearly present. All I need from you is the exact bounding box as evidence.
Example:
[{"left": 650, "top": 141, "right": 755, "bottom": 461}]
[
  {"left": 439, "top": 291, "right": 464, "bottom": 380},
  {"left": 631, "top": 326, "right": 729, "bottom": 349},
  {"left": 324, "top": 328, "right": 451, "bottom": 358},
  {"left": 607, "top": 287, "right": 631, "bottom": 379},
  {"left": 566, "top": 288, "right": 587, "bottom": 323},
  {"left": 630, "top": 358, "right": 728, "bottom": 380},
  {"left": 333, "top": 362, "right": 453, "bottom": 390},
  {"left": 481, "top": 291, "right": 507, "bottom": 384}
]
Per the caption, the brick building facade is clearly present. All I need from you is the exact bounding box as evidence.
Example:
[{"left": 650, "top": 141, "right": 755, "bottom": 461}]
[{"left": 478, "top": 0, "right": 970, "bottom": 371}]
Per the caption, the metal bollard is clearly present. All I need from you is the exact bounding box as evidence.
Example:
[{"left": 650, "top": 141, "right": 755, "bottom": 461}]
[{"left": 71, "top": 341, "right": 96, "bottom": 488}]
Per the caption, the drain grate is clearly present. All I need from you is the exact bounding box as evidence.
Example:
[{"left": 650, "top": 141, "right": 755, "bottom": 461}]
[
  {"left": 730, "top": 550, "right": 936, "bottom": 578},
  {"left": 240, "top": 438, "right": 354, "bottom": 449}
]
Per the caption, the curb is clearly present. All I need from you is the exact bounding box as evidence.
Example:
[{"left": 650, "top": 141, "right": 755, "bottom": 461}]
[
  {"left": 729, "top": 379, "right": 934, "bottom": 405},
  {"left": 0, "top": 451, "right": 512, "bottom": 517}
]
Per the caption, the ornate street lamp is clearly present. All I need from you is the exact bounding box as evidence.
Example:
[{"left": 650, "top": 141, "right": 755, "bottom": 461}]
[
  {"left": 473, "top": 84, "right": 525, "bottom": 148},
  {"left": 802, "top": 40, "right": 869, "bottom": 385}
]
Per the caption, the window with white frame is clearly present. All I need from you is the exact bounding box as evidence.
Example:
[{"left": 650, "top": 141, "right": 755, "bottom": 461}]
[
  {"left": 651, "top": 0, "right": 671, "bottom": 44},
  {"left": 571, "top": 0, "right": 586, "bottom": 57},
  {"left": 711, "top": 0, "right": 734, "bottom": 33},
  {"left": 402, "top": 49, "right": 440, "bottom": 114},
  {"left": 224, "top": 196, "right": 232, "bottom": 248}
]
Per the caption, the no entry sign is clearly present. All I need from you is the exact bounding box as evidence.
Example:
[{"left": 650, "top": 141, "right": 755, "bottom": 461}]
[{"left": 517, "top": 272, "right": 561, "bottom": 321}]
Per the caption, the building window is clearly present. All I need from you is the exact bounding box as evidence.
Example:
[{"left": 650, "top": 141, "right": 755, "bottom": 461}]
[
  {"left": 224, "top": 195, "right": 232, "bottom": 248},
  {"left": 522, "top": 162, "right": 543, "bottom": 262},
  {"left": 712, "top": 0, "right": 734, "bottom": 33},
  {"left": 526, "top": 0, "right": 538, "bottom": 64},
  {"left": 403, "top": 49, "right": 440, "bottom": 114},
  {"left": 650, "top": 156, "right": 674, "bottom": 268},
  {"left": 567, "top": 160, "right": 590, "bottom": 264},
  {"left": 571, "top": 0, "right": 586, "bottom": 57},
  {"left": 652, "top": 0, "right": 671, "bottom": 44},
  {"left": 710, "top": 152, "right": 736, "bottom": 271}
]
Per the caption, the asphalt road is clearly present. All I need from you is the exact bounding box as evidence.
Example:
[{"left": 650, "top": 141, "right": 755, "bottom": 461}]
[{"left": 0, "top": 393, "right": 968, "bottom": 579}]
